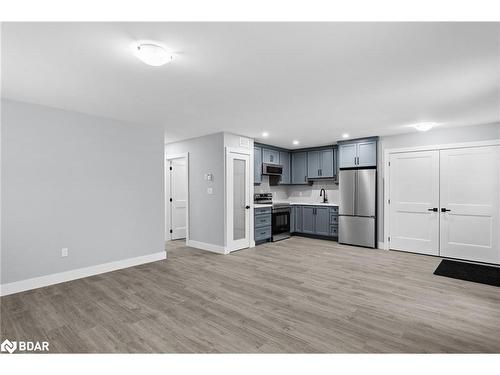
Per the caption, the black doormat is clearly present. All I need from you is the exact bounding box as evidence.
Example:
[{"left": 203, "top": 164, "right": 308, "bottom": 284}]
[{"left": 434, "top": 259, "right": 500, "bottom": 287}]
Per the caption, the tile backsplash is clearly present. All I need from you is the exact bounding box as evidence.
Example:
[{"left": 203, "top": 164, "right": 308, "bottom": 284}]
[
  {"left": 255, "top": 176, "right": 339, "bottom": 203},
  {"left": 254, "top": 176, "right": 288, "bottom": 200}
]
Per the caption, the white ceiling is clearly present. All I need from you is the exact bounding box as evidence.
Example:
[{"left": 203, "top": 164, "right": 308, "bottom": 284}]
[{"left": 2, "top": 22, "right": 499, "bottom": 148}]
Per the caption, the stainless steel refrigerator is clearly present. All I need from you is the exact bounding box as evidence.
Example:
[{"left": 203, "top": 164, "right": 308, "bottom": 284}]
[{"left": 338, "top": 169, "right": 376, "bottom": 248}]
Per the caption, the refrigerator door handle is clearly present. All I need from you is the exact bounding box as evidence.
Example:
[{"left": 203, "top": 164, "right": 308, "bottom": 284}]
[{"left": 354, "top": 170, "right": 358, "bottom": 215}]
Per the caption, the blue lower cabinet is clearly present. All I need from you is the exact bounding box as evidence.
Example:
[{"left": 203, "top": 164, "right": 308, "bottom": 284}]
[
  {"left": 314, "top": 207, "right": 330, "bottom": 236},
  {"left": 293, "top": 205, "right": 338, "bottom": 239},
  {"left": 255, "top": 227, "right": 272, "bottom": 242},
  {"left": 255, "top": 214, "right": 272, "bottom": 228},
  {"left": 254, "top": 208, "right": 272, "bottom": 244},
  {"left": 294, "top": 206, "right": 303, "bottom": 232},
  {"left": 255, "top": 207, "right": 271, "bottom": 215},
  {"left": 301, "top": 206, "right": 316, "bottom": 234}
]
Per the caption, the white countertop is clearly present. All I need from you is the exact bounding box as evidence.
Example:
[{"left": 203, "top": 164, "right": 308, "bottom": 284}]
[
  {"left": 254, "top": 203, "right": 272, "bottom": 208},
  {"left": 290, "top": 202, "right": 339, "bottom": 207},
  {"left": 255, "top": 201, "right": 339, "bottom": 207}
]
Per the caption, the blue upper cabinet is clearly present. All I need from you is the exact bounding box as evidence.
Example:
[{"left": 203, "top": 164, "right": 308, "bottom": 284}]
[
  {"left": 307, "top": 151, "right": 320, "bottom": 178},
  {"left": 357, "top": 140, "right": 377, "bottom": 167},
  {"left": 254, "top": 146, "right": 262, "bottom": 184},
  {"left": 279, "top": 151, "right": 291, "bottom": 184},
  {"left": 320, "top": 148, "right": 334, "bottom": 178},
  {"left": 307, "top": 148, "right": 334, "bottom": 178},
  {"left": 291, "top": 152, "right": 308, "bottom": 184},
  {"left": 338, "top": 138, "right": 377, "bottom": 168},
  {"left": 262, "top": 148, "right": 279, "bottom": 164},
  {"left": 338, "top": 143, "right": 357, "bottom": 168}
]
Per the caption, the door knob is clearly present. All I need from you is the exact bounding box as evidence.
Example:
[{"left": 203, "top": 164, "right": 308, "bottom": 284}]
[
  {"left": 441, "top": 208, "right": 451, "bottom": 212},
  {"left": 427, "top": 208, "right": 438, "bottom": 212},
  {"left": 245, "top": 205, "right": 250, "bottom": 209}
]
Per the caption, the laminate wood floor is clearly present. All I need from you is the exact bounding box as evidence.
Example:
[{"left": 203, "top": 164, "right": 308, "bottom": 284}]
[{"left": 1, "top": 237, "right": 500, "bottom": 353}]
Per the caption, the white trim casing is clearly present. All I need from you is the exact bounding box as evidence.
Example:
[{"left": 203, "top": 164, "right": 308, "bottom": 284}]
[
  {"left": 165, "top": 152, "right": 189, "bottom": 243},
  {"left": 186, "top": 240, "right": 226, "bottom": 254},
  {"left": 383, "top": 138, "right": 500, "bottom": 252},
  {"left": 0, "top": 251, "right": 167, "bottom": 297},
  {"left": 225, "top": 147, "right": 253, "bottom": 253}
]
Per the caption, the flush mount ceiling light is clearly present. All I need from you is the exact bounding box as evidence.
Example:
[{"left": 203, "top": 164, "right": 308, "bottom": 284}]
[
  {"left": 292, "top": 140, "right": 300, "bottom": 145},
  {"left": 262, "top": 132, "right": 269, "bottom": 137},
  {"left": 412, "top": 122, "right": 438, "bottom": 132},
  {"left": 342, "top": 133, "right": 349, "bottom": 138},
  {"left": 132, "top": 42, "right": 174, "bottom": 66}
]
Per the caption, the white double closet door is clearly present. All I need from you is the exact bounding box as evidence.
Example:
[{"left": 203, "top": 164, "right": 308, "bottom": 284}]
[{"left": 389, "top": 145, "right": 500, "bottom": 264}]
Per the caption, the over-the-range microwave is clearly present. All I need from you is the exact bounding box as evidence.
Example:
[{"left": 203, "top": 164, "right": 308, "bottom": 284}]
[{"left": 262, "top": 163, "right": 283, "bottom": 176}]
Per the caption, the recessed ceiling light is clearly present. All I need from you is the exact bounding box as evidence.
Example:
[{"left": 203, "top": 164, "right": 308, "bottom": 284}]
[
  {"left": 412, "top": 122, "right": 438, "bottom": 132},
  {"left": 292, "top": 140, "right": 300, "bottom": 145},
  {"left": 342, "top": 133, "right": 349, "bottom": 138},
  {"left": 262, "top": 132, "right": 269, "bottom": 137},
  {"left": 132, "top": 42, "right": 174, "bottom": 66}
]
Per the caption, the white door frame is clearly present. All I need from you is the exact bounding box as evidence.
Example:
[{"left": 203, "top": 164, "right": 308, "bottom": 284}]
[
  {"left": 165, "top": 152, "right": 189, "bottom": 243},
  {"left": 383, "top": 139, "right": 500, "bottom": 251},
  {"left": 225, "top": 147, "right": 253, "bottom": 253}
]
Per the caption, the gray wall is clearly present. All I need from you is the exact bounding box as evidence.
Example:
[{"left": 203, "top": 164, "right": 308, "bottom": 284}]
[
  {"left": 1, "top": 99, "right": 165, "bottom": 284},
  {"left": 166, "top": 132, "right": 225, "bottom": 247},
  {"left": 377, "top": 122, "right": 500, "bottom": 242}
]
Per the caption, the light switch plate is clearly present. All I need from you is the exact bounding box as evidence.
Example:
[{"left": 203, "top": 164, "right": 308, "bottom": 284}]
[
  {"left": 207, "top": 187, "right": 213, "bottom": 194},
  {"left": 61, "top": 248, "right": 69, "bottom": 257}
]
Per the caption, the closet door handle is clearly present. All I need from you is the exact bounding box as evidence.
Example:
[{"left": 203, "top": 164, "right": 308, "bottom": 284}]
[
  {"left": 441, "top": 208, "right": 451, "bottom": 212},
  {"left": 427, "top": 208, "right": 438, "bottom": 212}
]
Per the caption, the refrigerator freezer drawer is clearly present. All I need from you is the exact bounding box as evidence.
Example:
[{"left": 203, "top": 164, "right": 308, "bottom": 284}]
[{"left": 338, "top": 216, "right": 376, "bottom": 248}]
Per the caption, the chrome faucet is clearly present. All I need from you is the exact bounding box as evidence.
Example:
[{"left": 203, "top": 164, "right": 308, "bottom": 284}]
[{"left": 320, "top": 188, "right": 327, "bottom": 203}]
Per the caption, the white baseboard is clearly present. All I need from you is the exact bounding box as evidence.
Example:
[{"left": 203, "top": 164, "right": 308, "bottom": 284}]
[
  {"left": 378, "top": 242, "right": 387, "bottom": 250},
  {"left": 186, "top": 240, "right": 226, "bottom": 254},
  {"left": 0, "top": 251, "right": 166, "bottom": 297}
]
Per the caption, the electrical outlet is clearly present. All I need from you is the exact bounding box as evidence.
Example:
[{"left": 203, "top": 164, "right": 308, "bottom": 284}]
[
  {"left": 61, "top": 248, "right": 68, "bottom": 257},
  {"left": 207, "top": 187, "right": 213, "bottom": 194}
]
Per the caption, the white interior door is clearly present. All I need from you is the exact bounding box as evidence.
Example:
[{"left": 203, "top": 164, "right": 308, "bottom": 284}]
[
  {"left": 440, "top": 146, "right": 500, "bottom": 264},
  {"left": 170, "top": 158, "right": 187, "bottom": 240},
  {"left": 389, "top": 150, "right": 440, "bottom": 255},
  {"left": 226, "top": 151, "right": 251, "bottom": 252}
]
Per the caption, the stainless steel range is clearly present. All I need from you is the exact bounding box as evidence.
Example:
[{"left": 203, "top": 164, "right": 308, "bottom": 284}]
[
  {"left": 254, "top": 193, "right": 272, "bottom": 205},
  {"left": 254, "top": 193, "right": 291, "bottom": 242},
  {"left": 271, "top": 202, "right": 291, "bottom": 242}
]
